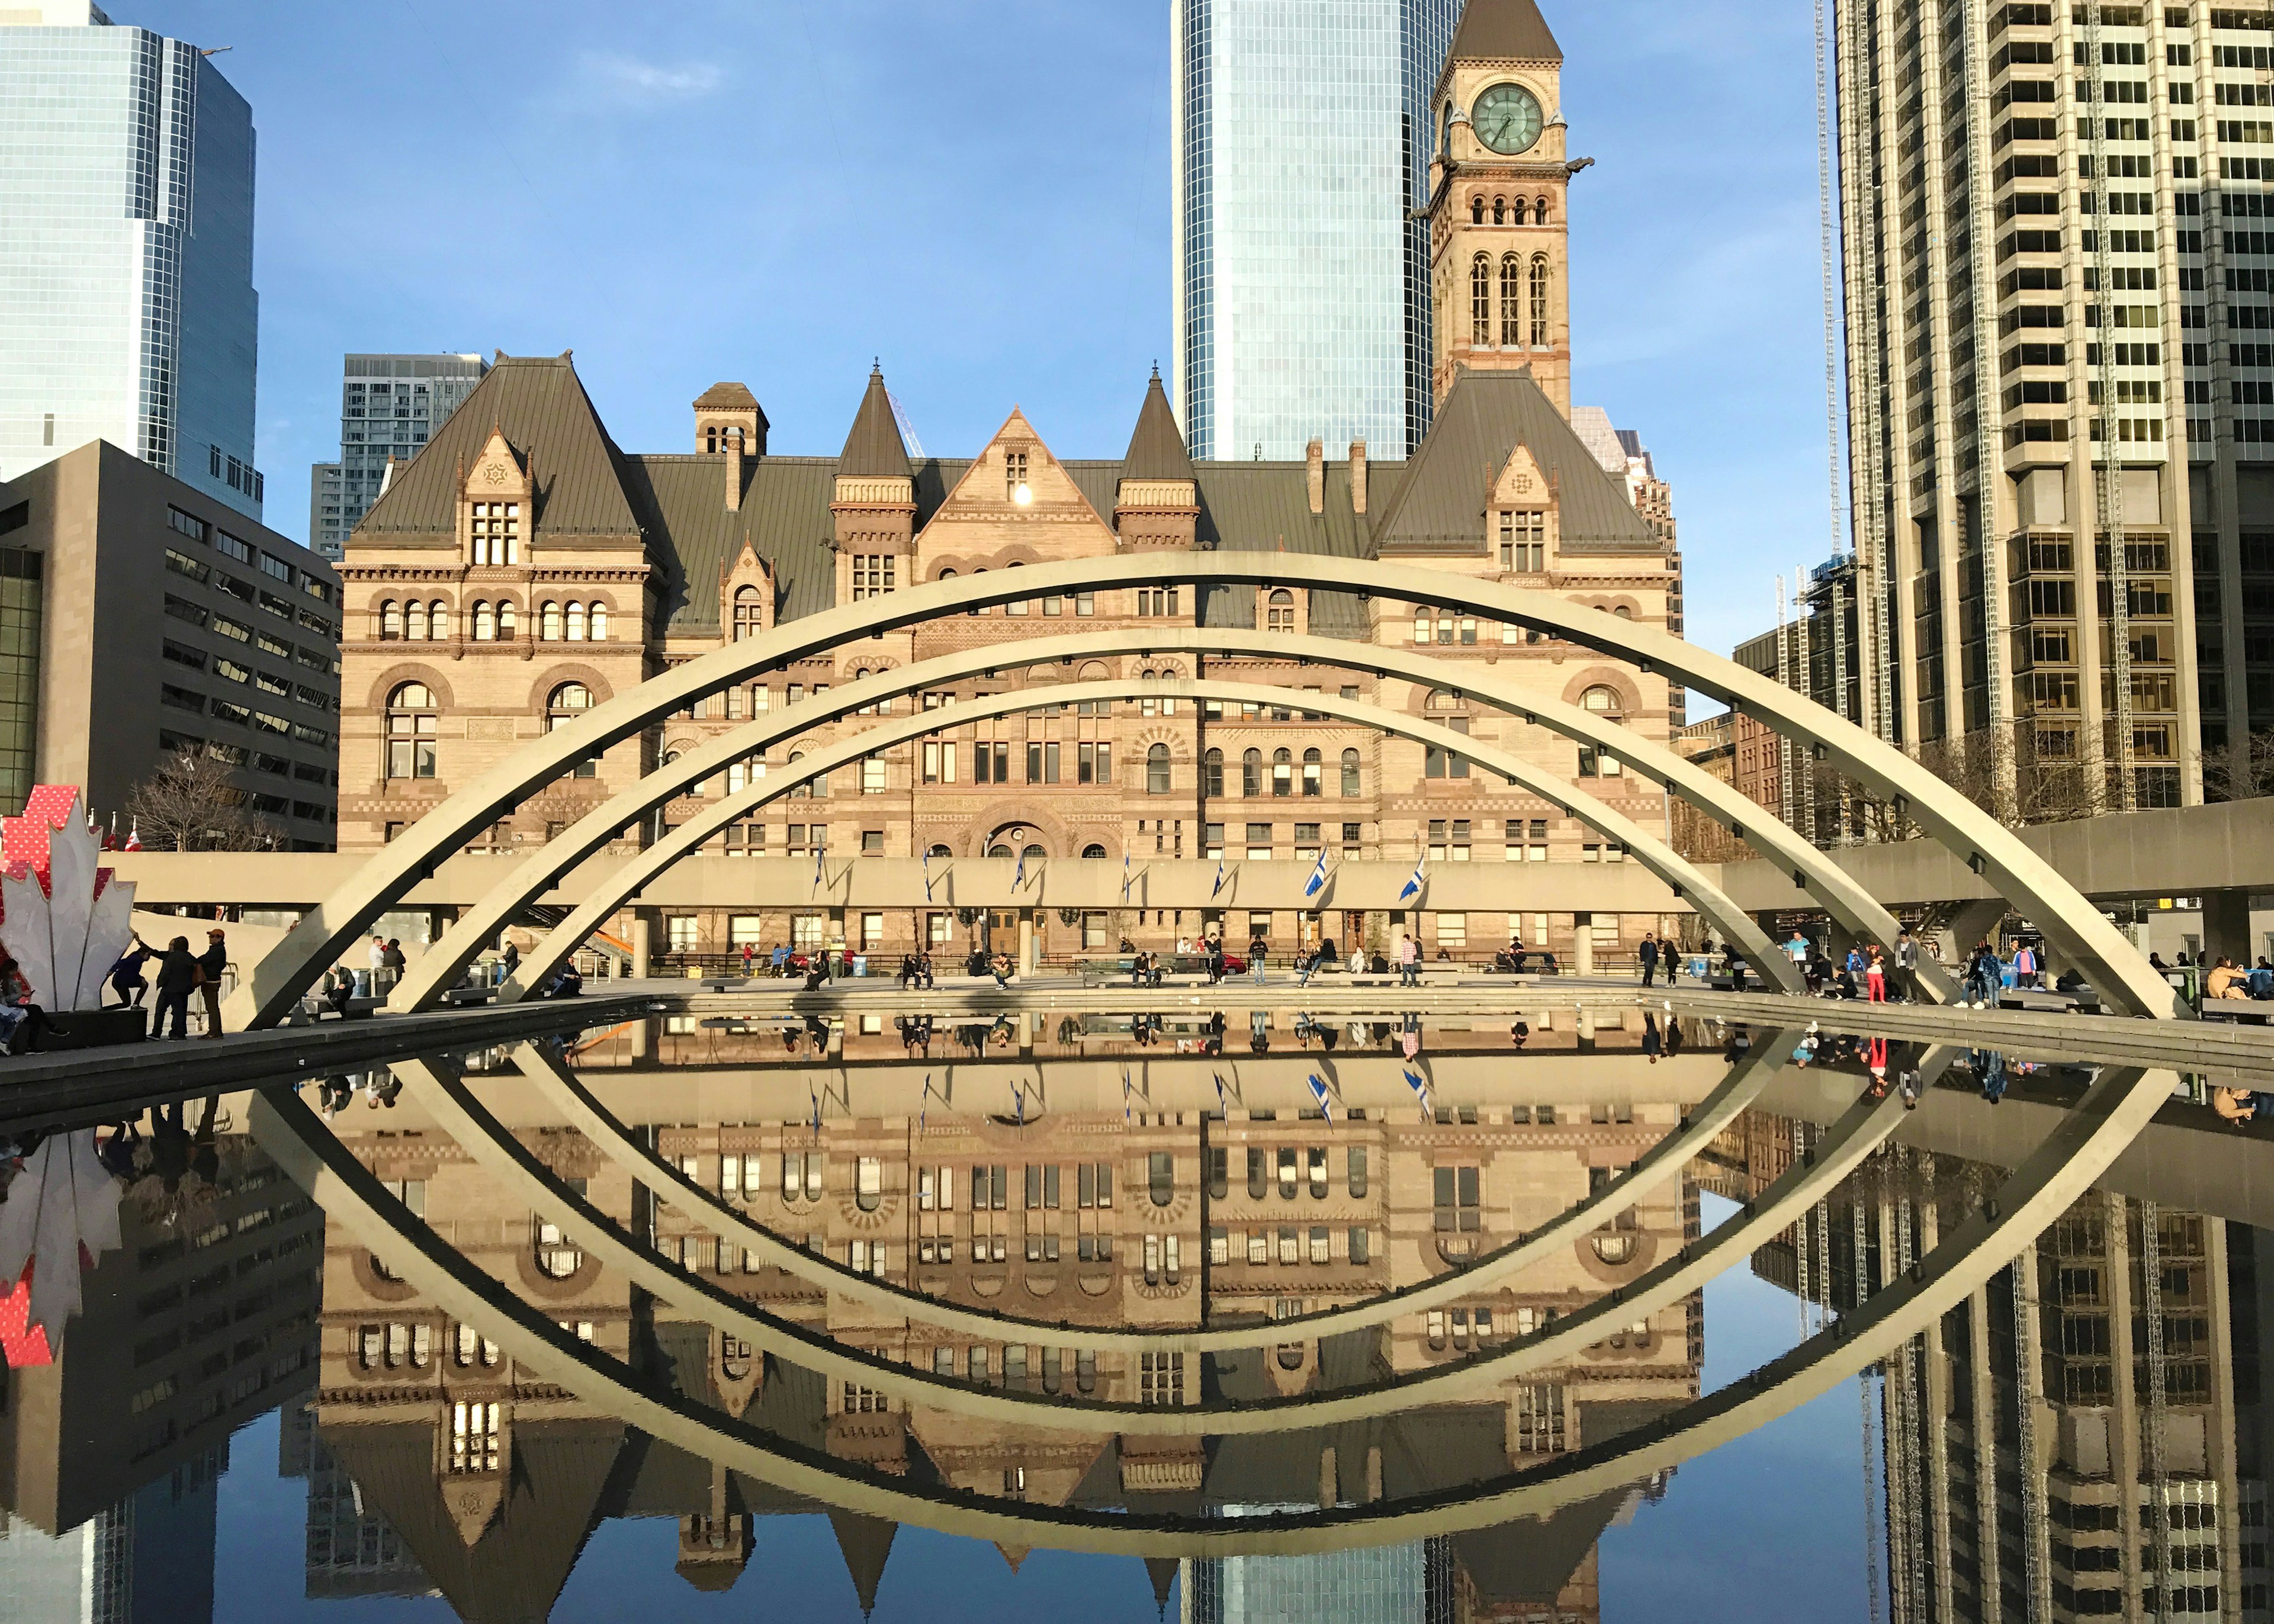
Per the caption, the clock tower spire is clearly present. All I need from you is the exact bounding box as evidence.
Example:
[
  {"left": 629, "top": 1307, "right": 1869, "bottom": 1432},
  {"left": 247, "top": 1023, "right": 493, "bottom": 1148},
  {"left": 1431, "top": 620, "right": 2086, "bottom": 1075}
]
[{"left": 1427, "top": 0, "right": 1574, "bottom": 416}]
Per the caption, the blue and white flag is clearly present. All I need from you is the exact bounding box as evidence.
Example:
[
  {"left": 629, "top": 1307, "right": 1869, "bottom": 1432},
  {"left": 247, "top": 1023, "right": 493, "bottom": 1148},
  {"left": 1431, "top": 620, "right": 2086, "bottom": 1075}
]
[
  {"left": 811, "top": 845, "right": 826, "bottom": 898},
  {"left": 808, "top": 1084, "right": 822, "bottom": 1134},
  {"left": 1013, "top": 848, "right": 1027, "bottom": 892},
  {"left": 1013, "top": 1083, "right": 1026, "bottom": 1126},
  {"left": 1212, "top": 1073, "right": 1227, "bottom": 1113},
  {"left": 1122, "top": 1069, "right": 1133, "bottom": 1123},
  {"left": 1120, "top": 849, "right": 1133, "bottom": 903},
  {"left": 1304, "top": 847, "right": 1328, "bottom": 900},
  {"left": 921, "top": 847, "right": 934, "bottom": 903},
  {"left": 1211, "top": 857, "right": 1228, "bottom": 899},
  {"left": 1402, "top": 1067, "right": 1431, "bottom": 1119},
  {"left": 1306, "top": 1073, "right": 1334, "bottom": 1123},
  {"left": 1398, "top": 851, "right": 1427, "bottom": 903}
]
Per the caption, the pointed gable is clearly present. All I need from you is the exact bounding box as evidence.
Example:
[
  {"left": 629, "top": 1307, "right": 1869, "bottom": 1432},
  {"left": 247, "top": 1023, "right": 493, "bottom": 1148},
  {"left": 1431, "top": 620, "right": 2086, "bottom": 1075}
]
[
  {"left": 1449, "top": 0, "right": 1562, "bottom": 63},
  {"left": 827, "top": 1510, "right": 897, "bottom": 1616},
  {"left": 837, "top": 366, "right": 911, "bottom": 480},
  {"left": 916, "top": 407, "right": 1118, "bottom": 559},
  {"left": 1372, "top": 368, "right": 1655, "bottom": 555}
]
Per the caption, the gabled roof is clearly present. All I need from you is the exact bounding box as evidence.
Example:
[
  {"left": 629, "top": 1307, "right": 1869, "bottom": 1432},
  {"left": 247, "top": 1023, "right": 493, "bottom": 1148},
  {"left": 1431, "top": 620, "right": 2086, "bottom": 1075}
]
[
  {"left": 355, "top": 353, "right": 644, "bottom": 542},
  {"left": 837, "top": 366, "right": 911, "bottom": 480},
  {"left": 1120, "top": 371, "right": 1196, "bottom": 482},
  {"left": 1449, "top": 0, "right": 1562, "bottom": 62},
  {"left": 1370, "top": 368, "right": 1658, "bottom": 554}
]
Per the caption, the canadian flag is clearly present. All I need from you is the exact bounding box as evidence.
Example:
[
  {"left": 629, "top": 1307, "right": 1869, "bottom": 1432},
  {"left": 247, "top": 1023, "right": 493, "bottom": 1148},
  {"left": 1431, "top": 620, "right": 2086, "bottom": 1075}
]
[{"left": 122, "top": 824, "right": 142, "bottom": 853}]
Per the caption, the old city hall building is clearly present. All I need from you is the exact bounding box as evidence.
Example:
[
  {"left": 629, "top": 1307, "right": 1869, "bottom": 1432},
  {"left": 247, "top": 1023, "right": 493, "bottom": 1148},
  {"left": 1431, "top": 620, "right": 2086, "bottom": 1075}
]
[{"left": 337, "top": 4, "right": 1681, "bottom": 966}]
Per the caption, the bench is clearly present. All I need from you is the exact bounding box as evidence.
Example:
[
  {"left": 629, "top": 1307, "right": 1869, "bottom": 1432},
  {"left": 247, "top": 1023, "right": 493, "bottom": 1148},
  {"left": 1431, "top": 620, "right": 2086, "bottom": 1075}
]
[
  {"left": 285, "top": 995, "right": 381, "bottom": 1025},
  {"left": 2199, "top": 999, "right": 2274, "bottom": 1024},
  {"left": 1998, "top": 987, "right": 2080, "bottom": 1014},
  {"left": 441, "top": 986, "right": 495, "bottom": 1007}
]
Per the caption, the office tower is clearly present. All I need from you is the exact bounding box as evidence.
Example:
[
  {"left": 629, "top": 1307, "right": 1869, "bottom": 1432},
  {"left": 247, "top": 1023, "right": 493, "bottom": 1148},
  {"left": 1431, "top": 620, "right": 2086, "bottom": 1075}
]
[
  {"left": 0, "top": 2, "right": 262, "bottom": 522},
  {"left": 1832, "top": 1, "right": 2274, "bottom": 815},
  {"left": 309, "top": 353, "right": 487, "bottom": 560},
  {"left": 0, "top": 443, "right": 341, "bottom": 836},
  {"left": 1172, "top": 0, "right": 1461, "bottom": 461}
]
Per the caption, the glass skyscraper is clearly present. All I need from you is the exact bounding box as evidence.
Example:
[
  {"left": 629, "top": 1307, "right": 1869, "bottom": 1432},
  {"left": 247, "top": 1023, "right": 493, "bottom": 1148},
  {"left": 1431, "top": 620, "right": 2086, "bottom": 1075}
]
[
  {"left": 1172, "top": 0, "right": 1458, "bottom": 462},
  {"left": 309, "top": 352, "right": 487, "bottom": 559},
  {"left": 0, "top": 2, "right": 262, "bottom": 522}
]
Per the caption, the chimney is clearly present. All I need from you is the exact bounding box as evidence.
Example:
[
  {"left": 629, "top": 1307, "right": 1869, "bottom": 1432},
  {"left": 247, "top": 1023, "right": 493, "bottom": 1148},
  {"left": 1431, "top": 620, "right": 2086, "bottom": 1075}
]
[
  {"left": 1349, "top": 440, "right": 1368, "bottom": 516},
  {"left": 724, "top": 426, "right": 744, "bottom": 513},
  {"left": 1306, "top": 438, "right": 1324, "bottom": 515}
]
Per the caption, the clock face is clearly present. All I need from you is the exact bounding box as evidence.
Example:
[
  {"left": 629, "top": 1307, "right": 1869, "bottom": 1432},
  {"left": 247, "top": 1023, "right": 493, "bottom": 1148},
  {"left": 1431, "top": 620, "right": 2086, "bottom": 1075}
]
[{"left": 1473, "top": 83, "right": 1543, "bottom": 156}]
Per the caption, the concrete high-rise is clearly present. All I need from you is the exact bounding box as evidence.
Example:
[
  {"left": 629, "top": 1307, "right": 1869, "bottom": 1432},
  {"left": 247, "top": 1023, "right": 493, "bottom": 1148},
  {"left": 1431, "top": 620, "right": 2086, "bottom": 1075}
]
[
  {"left": 1833, "top": 1, "right": 2274, "bottom": 814},
  {"left": 1172, "top": 0, "right": 1460, "bottom": 462},
  {"left": 0, "top": 2, "right": 262, "bottom": 522},
  {"left": 308, "top": 353, "right": 486, "bottom": 561}
]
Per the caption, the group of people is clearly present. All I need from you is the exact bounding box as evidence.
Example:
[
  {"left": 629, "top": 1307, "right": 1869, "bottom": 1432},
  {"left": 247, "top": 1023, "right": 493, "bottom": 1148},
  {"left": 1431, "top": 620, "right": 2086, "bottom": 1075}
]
[
  {"left": 105, "top": 927, "right": 229, "bottom": 1041},
  {"left": 2202, "top": 956, "right": 2274, "bottom": 1002},
  {"left": 894, "top": 953, "right": 937, "bottom": 989}
]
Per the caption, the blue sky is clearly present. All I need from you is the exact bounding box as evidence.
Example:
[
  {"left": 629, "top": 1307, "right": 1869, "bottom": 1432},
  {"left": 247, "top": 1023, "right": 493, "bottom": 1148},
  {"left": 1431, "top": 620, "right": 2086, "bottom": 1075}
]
[{"left": 133, "top": 0, "right": 1841, "bottom": 662}]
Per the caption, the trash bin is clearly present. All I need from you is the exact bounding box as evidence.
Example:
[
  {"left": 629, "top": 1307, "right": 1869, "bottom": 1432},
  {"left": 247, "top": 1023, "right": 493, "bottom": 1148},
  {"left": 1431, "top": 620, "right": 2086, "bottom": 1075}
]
[{"left": 852, "top": 954, "right": 868, "bottom": 978}]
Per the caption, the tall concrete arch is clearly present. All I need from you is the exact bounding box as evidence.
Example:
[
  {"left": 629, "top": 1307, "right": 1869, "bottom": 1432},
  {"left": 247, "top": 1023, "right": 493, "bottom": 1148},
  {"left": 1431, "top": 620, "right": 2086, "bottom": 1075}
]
[
  {"left": 229, "top": 557, "right": 2177, "bottom": 1027},
  {"left": 461, "top": 676, "right": 1798, "bottom": 1008},
  {"left": 384, "top": 626, "right": 1952, "bottom": 1015}
]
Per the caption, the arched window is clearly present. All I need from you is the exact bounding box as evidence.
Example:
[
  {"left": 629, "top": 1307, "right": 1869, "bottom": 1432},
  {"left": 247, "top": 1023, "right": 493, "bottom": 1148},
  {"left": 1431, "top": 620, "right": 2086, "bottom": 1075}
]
[
  {"left": 928, "top": 843, "right": 952, "bottom": 857},
  {"left": 1203, "top": 747, "right": 1224, "bottom": 797},
  {"left": 429, "top": 600, "right": 451, "bottom": 641},
  {"left": 1341, "top": 748, "right": 1361, "bottom": 796},
  {"left": 1271, "top": 748, "right": 1292, "bottom": 797},
  {"left": 731, "top": 586, "right": 762, "bottom": 642},
  {"left": 1426, "top": 688, "right": 1462, "bottom": 710},
  {"left": 535, "top": 1219, "right": 581, "bottom": 1279},
  {"left": 386, "top": 683, "right": 437, "bottom": 779},
  {"left": 1613, "top": 604, "right": 1633, "bottom": 619},
  {"left": 541, "top": 601, "right": 563, "bottom": 642},
  {"left": 547, "top": 681, "right": 596, "bottom": 779},
  {"left": 1492, "top": 195, "right": 1505, "bottom": 224},
  {"left": 589, "top": 602, "right": 608, "bottom": 642},
  {"left": 1022, "top": 843, "right": 1046, "bottom": 861},
  {"left": 497, "top": 601, "right": 516, "bottom": 639},
  {"left": 1242, "top": 748, "right": 1263, "bottom": 797},
  {"left": 1499, "top": 255, "right": 1524, "bottom": 346},
  {"left": 1582, "top": 684, "right": 1623, "bottom": 716},
  {"left": 1145, "top": 743, "right": 1171, "bottom": 795},
  {"left": 379, "top": 600, "right": 402, "bottom": 641},
  {"left": 1529, "top": 253, "right": 1552, "bottom": 346},
  {"left": 1512, "top": 197, "right": 1528, "bottom": 225},
  {"left": 1301, "top": 748, "right": 1322, "bottom": 797},
  {"left": 566, "top": 602, "right": 587, "bottom": 641},
  {"left": 1470, "top": 253, "right": 1492, "bottom": 345},
  {"left": 1265, "top": 589, "right": 1296, "bottom": 633},
  {"left": 472, "top": 601, "right": 494, "bottom": 641},
  {"left": 1082, "top": 843, "right": 1107, "bottom": 859},
  {"left": 405, "top": 600, "right": 428, "bottom": 642},
  {"left": 786, "top": 750, "right": 808, "bottom": 798},
  {"left": 1534, "top": 195, "right": 1551, "bottom": 225},
  {"left": 1470, "top": 195, "right": 1485, "bottom": 224}
]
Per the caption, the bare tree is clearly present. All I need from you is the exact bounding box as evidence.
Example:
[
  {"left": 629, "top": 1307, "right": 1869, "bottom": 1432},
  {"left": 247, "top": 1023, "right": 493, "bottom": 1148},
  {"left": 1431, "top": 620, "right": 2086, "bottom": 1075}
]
[
  {"left": 2199, "top": 729, "right": 2274, "bottom": 803},
  {"left": 122, "top": 749, "right": 281, "bottom": 852}
]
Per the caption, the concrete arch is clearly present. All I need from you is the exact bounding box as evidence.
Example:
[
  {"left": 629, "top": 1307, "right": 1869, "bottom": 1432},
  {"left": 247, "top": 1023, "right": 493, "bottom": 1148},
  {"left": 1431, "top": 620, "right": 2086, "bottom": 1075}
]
[
  {"left": 494, "top": 1033, "right": 1788, "bottom": 1355},
  {"left": 248, "top": 1050, "right": 2168, "bottom": 1555},
  {"left": 227, "top": 556, "right": 2170, "bottom": 1028},
  {"left": 444, "top": 676, "right": 1796, "bottom": 1011},
  {"left": 371, "top": 627, "right": 1928, "bottom": 1017}
]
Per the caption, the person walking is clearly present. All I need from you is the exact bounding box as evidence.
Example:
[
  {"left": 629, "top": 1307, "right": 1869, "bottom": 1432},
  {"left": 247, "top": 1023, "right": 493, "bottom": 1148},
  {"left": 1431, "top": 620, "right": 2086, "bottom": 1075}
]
[
  {"left": 1638, "top": 934, "right": 1659, "bottom": 988},
  {"left": 196, "top": 928, "right": 228, "bottom": 1039},
  {"left": 108, "top": 934, "right": 153, "bottom": 1008},
  {"left": 152, "top": 937, "right": 197, "bottom": 1040},
  {"left": 1397, "top": 932, "right": 1419, "bottom": 988}
]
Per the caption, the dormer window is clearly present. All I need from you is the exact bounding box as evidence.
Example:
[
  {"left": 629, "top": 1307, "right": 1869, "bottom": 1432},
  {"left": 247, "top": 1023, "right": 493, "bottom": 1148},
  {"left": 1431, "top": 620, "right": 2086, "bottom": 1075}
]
[
  {"left": 1499, "top": 510, "right": 1546, "bottom": 572},
  {"left": 1005, "top": 450, "right": 1030, "bottom": 503},
  {"left": 470, "top": 501, "right": 519, "bottom": 566}
]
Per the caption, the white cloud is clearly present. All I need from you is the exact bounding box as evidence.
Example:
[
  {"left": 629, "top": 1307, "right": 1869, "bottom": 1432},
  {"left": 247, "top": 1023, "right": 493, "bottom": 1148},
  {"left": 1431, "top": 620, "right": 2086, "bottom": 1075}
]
[{"left": 579, "top": 52, "right": 723, "bottom": 105}]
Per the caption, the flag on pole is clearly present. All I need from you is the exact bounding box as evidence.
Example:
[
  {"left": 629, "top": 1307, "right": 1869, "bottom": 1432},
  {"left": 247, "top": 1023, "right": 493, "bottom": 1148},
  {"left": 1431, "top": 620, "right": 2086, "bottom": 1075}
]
[
  {"left": 1013, "top": 848, "right": 1027, "bottom": 892},
  {"left": 1398, "top": 850, "right": 1427, "bottom": 903},
  {"left": 1306, "top": 1073, "right": 1334, "bottom": 1122},
  {"left": 1211, "top": 857, "right": 1228, "bottom": 899},
  {"left": 1212, "top": 1073, "right": 1227, "bottom": 1113},
  {"left": 1120, "top": 849, "right": 1133, "bottom": 903},
  {"left": 1402, "top": 1066, "right": 1431, "bottom": 1120},
  {"left": 123, "top": 822, "right": 142, "bottom": 853},
  {"left": 811, "top": 845, "right": 825, "bottom": 897},
  {"left": 920, "top": 1073, "right": 932, "bottom": 1132},
  {"left": 922, "top": 847, "right": 934, "bottom": 903},
  {"left": 808, "top": 1084, "right": 822, "bottom": 1134},
  {"left": 1122, "top": 1069, "right": 1132, "bottom": 1123},
  {"left": 1303, "top": 847, "right": 1328, "bottom": 901},
  {"left": 1013, "top": 1083, "right": 1026, "bottom": 1126}
]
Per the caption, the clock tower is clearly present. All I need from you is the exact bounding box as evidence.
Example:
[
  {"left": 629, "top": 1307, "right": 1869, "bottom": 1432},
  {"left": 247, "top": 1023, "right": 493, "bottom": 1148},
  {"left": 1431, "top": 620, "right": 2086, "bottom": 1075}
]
[{"left": 1427, "top": 0, "right": 1573, "bottom": 416}]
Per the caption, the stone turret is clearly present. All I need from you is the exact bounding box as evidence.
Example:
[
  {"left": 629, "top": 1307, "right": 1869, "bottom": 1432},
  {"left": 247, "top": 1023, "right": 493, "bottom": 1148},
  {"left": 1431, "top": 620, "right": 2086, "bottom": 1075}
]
[{"left": 1114, "top": 369, "right": 1200, "bottom": 550}]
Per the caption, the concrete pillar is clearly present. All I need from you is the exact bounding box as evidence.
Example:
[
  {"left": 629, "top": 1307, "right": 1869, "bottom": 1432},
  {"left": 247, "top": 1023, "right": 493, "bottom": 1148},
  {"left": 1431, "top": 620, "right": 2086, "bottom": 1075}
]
[
  {"left": 629, "top": 1017, "right": 649, "bottom": 1060},
  {"left": 630, "top": 916, "right": 652, "bottom": 980},
  {"left": 1018, "top": 911, "right": 1036, "bottom": 976},
  {"left": 2202, "top": 886, "right": 2252, "bottom": 967}
]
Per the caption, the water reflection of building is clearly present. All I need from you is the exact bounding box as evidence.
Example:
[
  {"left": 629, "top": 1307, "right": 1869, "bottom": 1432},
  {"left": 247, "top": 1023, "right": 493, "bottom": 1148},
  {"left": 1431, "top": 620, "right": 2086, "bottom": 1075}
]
[
  {"left": 0, "top": 1134, "right": 321, "bottom": 1535},
  {"left": 1709, "top": 1108, "right": 2274, "bottom": 1624},
  {"left": 309, "top": 1059, "right": 1707, "bottom": 1618},
  {"left": 0, "top": 1451, "right": 226, "bottom": 1624}
]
